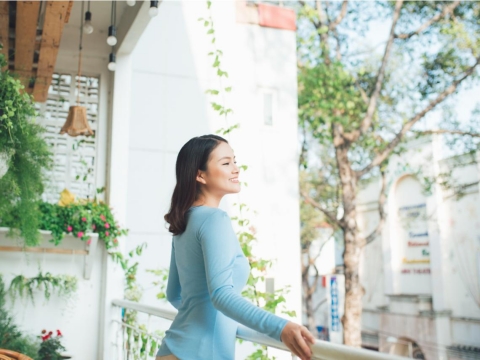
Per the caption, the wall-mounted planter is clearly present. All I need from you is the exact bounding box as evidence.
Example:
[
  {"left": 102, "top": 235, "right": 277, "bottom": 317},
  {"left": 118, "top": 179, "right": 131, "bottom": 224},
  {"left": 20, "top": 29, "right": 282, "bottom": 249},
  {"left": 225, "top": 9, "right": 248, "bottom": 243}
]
[{"left": 0, "top": 227, "right": 99, "bottom": 280}]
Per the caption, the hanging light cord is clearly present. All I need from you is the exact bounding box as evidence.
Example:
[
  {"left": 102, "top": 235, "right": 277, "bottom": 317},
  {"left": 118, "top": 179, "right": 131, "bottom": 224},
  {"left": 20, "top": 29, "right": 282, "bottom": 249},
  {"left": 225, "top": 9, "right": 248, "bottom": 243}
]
[
  {"left": 111, "top": 1, "right": 116, "bottom": 27},
  {"left": 77, "top": 1, "right": 85, "bottom": 105}
]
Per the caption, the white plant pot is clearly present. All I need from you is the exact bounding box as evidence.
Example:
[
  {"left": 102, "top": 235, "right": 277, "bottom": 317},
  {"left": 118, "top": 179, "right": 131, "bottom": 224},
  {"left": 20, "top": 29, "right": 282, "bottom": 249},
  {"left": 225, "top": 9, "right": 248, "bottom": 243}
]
[{"left": 0, "top": 152, "right": 9, "bottom": 179}]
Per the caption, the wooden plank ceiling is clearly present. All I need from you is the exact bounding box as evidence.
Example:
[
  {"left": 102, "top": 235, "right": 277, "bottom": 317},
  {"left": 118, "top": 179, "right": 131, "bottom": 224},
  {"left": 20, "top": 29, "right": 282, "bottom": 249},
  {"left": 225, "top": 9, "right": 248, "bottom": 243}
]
[{"left": 0, "top": 1, "right": 73, "bottom": 102}]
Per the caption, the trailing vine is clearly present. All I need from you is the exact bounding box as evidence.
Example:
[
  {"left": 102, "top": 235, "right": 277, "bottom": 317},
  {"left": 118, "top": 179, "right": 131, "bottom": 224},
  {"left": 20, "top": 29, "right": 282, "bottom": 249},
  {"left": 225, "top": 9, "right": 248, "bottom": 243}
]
[
  {"left": 200, "top": 4, "right": 296, "bottom": 358},
  {"left": 144, "top": 3, "right": 296, "bottom": 359},
  {"left": 8, "top": 271, "right": 78, "bottom": 305},
  {"left": 0, "top": 51, "right": 53, "bottom": 247}
]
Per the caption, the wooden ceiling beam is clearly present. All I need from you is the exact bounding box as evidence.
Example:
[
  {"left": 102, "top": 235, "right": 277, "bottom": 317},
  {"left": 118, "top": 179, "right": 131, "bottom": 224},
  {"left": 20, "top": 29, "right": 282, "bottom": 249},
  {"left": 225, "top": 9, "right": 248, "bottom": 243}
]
[
  {"left": 33, "top": 1, "right": 71, "bottom": 103},
  {"left": 15, "top": 1, "right": 41, "bottom": 91},
  {"left": 0, "top": 1, "right": 8, "bottom": 70}
]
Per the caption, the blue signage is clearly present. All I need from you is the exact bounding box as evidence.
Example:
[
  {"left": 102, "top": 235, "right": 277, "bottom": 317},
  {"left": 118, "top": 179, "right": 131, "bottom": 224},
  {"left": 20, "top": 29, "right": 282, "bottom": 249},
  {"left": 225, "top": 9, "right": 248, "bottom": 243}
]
[{"left": 330, "top": 276, "right": 340, "bottom": 332}]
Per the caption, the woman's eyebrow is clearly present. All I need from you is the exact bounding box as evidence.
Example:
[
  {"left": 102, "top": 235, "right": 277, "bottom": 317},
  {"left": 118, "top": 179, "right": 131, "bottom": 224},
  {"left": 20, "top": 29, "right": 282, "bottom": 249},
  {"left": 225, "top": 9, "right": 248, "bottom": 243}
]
[{"left": 218, "top": 156, "right": 236, "bottom": 162}]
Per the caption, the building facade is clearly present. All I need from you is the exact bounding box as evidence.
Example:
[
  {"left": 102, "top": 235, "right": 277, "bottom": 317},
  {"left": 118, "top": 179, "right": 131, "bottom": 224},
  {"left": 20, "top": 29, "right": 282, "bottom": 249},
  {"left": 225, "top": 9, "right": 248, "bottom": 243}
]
[{"left": 357, "top": 136, "right": 480, "bottom": 359}]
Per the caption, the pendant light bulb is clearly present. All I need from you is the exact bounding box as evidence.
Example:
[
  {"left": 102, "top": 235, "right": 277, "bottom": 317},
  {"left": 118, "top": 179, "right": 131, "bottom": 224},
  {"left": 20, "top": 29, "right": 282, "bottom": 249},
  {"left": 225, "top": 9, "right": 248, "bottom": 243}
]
[
  {"left": 107, "top": 25, "right": 117, "bottom": 46},
  {"left": 149, "top": 1, "right": 159, "bottom": 17},
  {"left": 83, "top": 11, "right": 94, "bottom": 34},
  {"left": 126, "top": 0, "right": 136, "bottom": 6},
  {"left": 108, "top": 53, "right": 116, "bottom": 72}
]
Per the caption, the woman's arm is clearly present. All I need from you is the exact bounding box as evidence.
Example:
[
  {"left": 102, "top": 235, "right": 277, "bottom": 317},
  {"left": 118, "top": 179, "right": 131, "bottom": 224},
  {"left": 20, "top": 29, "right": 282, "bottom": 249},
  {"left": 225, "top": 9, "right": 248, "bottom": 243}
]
[
  {"left": 166, "top": 239, "right": 182, "bottom": 309},
  {"left": 198, "top": 210, "right": 288, "bottom": 342}
]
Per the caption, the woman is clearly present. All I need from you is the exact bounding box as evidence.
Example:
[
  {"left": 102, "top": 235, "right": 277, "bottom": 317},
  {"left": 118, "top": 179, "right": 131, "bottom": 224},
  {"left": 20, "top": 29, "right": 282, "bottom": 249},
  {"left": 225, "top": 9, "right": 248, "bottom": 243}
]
[{"left": 156, "top": 135, "right": 315, "bottom": 360}]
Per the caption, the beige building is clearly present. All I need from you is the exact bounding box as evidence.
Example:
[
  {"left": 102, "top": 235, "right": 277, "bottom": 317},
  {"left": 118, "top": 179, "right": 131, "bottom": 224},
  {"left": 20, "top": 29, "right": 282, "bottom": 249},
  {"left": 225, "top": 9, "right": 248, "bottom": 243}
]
[{"left": 357, "top": 136, "right": 480, "bottom": 359}]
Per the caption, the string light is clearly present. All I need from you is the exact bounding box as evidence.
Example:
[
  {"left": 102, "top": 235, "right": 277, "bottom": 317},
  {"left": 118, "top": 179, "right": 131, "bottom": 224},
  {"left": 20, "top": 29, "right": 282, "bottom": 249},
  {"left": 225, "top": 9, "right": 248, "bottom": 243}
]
[
  {"left": 149, "top": 1, "right": 159, "bottom": 17},
  {"left": 108, "top": 51, "right": 116, "bottom": 72},
  {"left": 107, "top": 1, "right": 117, "bottom": 46},
  {"left": 83, "top": 1, "right": 93, "bottom": 34}
]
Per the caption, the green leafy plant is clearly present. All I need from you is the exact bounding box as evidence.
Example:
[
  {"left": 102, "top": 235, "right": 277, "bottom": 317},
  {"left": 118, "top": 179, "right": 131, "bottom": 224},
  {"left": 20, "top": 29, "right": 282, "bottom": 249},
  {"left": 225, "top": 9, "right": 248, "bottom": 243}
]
[
  {"left": 8, "top": 272, "right": 78, "bottom": 305},
  {"left": 38, "top": 329, "right": 66, "bottom": 360},
  {"left": 37, "top": 198, "right": 128, "bottom": 248},
  {"left": 0, "top": 190, "right": 129, "bottom": 249},
  {"left": 0, "top": 51, "right": 53, "bottom": 247},
  {"left": 0, "top": 274, "right": 40, "bottom": 358}
]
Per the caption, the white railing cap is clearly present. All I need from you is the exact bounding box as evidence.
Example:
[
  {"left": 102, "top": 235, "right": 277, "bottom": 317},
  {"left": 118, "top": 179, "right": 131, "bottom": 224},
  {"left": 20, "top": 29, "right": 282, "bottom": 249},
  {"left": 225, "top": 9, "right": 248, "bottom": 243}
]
[{"left": 112, "top": 299, "right": 406, "bottom": 360}]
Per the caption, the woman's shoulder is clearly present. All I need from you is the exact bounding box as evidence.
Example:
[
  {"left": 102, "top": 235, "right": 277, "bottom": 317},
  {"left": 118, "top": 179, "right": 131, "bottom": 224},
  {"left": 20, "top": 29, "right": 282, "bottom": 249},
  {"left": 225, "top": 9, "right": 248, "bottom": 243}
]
[
  {"left": 189, "top": 206, "right": 228, "bottom": 221},
  {"left": 188, "top": 207, "right": 230, "bottom": 231}
]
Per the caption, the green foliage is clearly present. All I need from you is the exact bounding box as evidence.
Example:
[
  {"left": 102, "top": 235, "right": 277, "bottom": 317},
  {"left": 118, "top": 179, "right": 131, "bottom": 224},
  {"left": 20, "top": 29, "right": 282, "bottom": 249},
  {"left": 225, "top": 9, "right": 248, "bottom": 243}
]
[
  {"left": 8, "top": 272, "right": 77, "bottom": 305},
  {"left": 297, "top": 0, "right": 480, "bottom": 344},
  {"left": 232, "top": 204, "right": 295, "bottom": 318},
  {"left": 0, "top": 53, "right": 53, "bottom": 247},
  {"left": 146, "top": 268, "right": 169, "bottom": 300},
  {"left": 0, "top": 197, "right": 129, "bottom": 249},
  {"left": 0, "top": 275, "right": 41, "bottom": 358}
]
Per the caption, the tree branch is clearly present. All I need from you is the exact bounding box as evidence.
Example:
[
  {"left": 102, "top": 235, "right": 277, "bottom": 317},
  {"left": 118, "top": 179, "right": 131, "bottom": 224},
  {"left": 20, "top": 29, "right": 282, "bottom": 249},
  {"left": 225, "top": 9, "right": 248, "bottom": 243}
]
[
  {"left": 343, "top": 0, "right": 404, "bottom": 143},
  {"left": 413, "top": 129, "right": 480, "bottom": 138},
  {"left": 356, "top": 56, "right": 480, "bottom": 179},
  {"left": 301, "top": 190, "right": 343, "bottom": 228},
  {"left": 394, "top": 1, "right": 461, "bottom": 40},
  {"left": 313, "top": 297, "right": 328, "bottom": 313},
  {"left": 328, "top": 0, "right": 348, "bottom": 30},
  {"left": 362, "top": 168, "right": 387, "bottom": 247}
]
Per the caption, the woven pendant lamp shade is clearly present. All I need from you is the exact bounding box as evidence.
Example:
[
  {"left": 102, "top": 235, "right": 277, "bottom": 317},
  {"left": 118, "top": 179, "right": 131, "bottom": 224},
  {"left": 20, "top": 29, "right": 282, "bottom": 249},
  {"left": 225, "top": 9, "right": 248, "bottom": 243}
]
[
  {"left": 60, "top": 105, "right": 93, "bottom": 137},
  {"left": 60, "top": 2, "right": 93, "bottom": 138}
]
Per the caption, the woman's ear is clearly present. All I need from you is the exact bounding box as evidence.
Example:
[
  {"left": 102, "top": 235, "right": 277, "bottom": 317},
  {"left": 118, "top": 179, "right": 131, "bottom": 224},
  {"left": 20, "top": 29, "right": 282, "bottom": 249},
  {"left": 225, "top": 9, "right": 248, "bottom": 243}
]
[{"left": 196, "top": 171, "right": 207, "bottom": 185}]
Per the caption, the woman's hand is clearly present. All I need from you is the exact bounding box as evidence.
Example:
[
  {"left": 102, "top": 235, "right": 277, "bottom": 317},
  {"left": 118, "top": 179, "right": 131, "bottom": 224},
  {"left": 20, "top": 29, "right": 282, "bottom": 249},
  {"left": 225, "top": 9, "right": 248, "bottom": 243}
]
[{"left": 280, "top": 322, "right": 316, "bottom": 360}]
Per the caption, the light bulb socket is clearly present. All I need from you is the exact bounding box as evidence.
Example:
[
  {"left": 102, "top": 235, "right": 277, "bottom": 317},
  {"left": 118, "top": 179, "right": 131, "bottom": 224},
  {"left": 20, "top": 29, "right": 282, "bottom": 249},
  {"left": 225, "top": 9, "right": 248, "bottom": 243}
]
[
  {"left": 85, "top": 10, "right": 92, "bottom": 22},
  {"left": 150, "top": 1, "right": 158, "bottom": 9},
  {"left": 108, "top": 25, "right": 117, "bottom": 38},
  {"left": 109, "top": 53, "right": 116, "bottom": 64}
]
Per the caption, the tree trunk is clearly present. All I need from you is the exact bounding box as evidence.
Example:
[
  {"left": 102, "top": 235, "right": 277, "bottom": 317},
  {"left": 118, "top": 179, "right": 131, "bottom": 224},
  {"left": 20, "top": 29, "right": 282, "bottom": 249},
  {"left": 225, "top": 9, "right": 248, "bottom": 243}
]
[
  {"left": 302, "top": 262, "right": 319, "bottom": 337},
  {"left": 333, "top": 128, "right": 363, "bottom": 347}
]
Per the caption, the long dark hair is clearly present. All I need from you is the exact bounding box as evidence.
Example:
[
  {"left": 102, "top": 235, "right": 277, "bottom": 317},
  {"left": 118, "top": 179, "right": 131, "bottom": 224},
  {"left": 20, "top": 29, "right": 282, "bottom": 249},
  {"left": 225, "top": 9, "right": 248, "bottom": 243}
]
[{"left": 164, "top": 134, "right": 228, "bottom": 235}]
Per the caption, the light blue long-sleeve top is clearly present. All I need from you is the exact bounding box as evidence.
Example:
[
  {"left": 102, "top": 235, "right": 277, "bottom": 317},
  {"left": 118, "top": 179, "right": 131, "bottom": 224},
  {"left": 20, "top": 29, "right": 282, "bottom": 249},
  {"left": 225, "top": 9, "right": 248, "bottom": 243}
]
[{"left": 156, "top": 205, "right": 289, "bottom": 359}]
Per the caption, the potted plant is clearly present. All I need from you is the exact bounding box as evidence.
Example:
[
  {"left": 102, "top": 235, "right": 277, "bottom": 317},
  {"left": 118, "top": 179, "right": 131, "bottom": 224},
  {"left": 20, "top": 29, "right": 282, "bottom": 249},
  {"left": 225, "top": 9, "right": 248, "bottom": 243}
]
[
  {"left": 38, "top": 330, "right": 69, "bottom": 360},
  {"left": 0, "top": 50, "right": 53, "bottom": 247}
]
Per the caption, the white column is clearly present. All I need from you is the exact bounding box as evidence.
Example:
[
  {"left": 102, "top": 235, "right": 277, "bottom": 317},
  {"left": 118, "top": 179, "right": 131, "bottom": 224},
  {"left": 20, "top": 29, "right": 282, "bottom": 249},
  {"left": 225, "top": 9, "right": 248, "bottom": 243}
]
[
  {"left": 99, "top": 54, "right": 133, "bottom": 360},
  {"left": 428, "top": 135, "right": 450, "bottom": 311}
]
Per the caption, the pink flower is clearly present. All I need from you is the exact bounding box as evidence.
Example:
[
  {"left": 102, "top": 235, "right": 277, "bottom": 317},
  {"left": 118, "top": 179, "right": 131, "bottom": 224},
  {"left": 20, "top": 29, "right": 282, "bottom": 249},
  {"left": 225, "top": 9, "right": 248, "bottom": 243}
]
[
  {"left": 77, "top": 232, "right": 84, "bottom": 238},
  {"left": 87, "top": 238, "right": 92, "bottom": 245},
  {"left": 92, "top": 224, "right": 96, "bottom": 230},
  {"left": 105, "top": 223, "right": 110, "bottom": 229},
  {"left": 67, "top": 226, "right": 72, "bottom": 232},
  {"left": 113, "top": 239, "right": 118, "bottom": 244},
  {"left": 105, "top": 231, "right": 109, "bottom": 236},
  {"left": 100, "top": 214, "right": 106, "bottom": 221},
  {"left": 57, "top": 329, "right": 62, "bottom": 337},
  {"left": 82, "top": 217, "right": 87, "bottom": 222}
]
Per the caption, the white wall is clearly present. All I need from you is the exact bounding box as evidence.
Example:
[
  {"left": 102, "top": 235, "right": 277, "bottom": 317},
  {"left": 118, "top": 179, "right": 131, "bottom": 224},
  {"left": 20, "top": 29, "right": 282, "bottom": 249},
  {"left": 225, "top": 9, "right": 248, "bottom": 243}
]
[
  {"left": 0, "top": 231, "right": 104, "bottom": 359},
  {"left": 125, "top": 0, "right": 301, "bottom": 358}
]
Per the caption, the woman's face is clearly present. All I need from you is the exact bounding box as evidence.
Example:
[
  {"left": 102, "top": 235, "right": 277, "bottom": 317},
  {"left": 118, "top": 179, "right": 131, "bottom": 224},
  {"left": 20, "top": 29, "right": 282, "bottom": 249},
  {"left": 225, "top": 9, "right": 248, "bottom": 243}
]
[{"left": 197, "top": 141, "right": 241, "bottom": 196}]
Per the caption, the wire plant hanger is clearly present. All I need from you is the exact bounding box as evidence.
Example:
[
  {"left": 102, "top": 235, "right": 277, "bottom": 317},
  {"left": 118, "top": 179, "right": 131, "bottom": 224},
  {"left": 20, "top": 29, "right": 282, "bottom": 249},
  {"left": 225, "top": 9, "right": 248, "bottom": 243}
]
[{"left": 60, "top": 1, "right": 93, "bottom": 137}]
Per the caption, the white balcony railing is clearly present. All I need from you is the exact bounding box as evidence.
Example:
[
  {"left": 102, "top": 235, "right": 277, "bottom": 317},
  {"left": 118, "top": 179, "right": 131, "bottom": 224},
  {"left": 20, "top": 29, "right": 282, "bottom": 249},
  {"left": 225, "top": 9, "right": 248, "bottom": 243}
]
[{"left": 112, "top": 299, "right": 407, "bottom": 360}]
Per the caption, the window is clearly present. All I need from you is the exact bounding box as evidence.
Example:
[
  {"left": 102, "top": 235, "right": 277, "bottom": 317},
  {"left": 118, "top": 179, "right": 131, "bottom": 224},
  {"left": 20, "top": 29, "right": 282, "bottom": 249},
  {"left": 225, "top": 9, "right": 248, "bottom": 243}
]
[{"left": 35, "top": 73, "right": 100, "bottom": 203}]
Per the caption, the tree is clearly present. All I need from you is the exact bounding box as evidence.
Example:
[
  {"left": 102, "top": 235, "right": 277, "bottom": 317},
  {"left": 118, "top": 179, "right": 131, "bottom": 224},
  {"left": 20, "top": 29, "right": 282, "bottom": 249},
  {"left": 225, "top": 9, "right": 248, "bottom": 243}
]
[{"left": 296, "top": 0, "right": 480, "bottom": 347}]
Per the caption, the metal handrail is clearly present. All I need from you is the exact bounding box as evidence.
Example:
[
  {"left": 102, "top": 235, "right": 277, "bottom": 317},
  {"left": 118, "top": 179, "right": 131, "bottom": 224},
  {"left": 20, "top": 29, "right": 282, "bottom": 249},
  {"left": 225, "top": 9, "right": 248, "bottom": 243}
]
[{"left": 112, "top": 299, "right": 406, "bottom": 360}]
